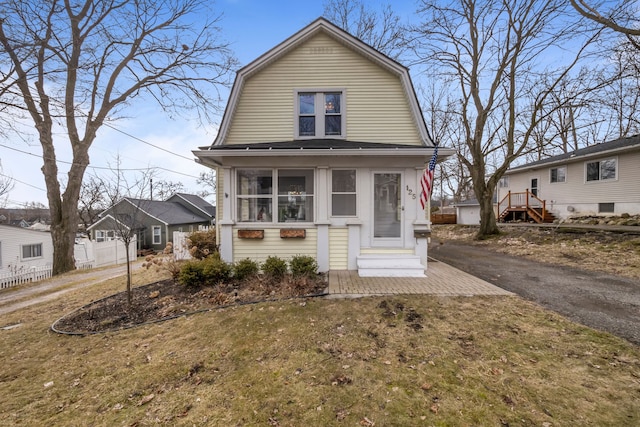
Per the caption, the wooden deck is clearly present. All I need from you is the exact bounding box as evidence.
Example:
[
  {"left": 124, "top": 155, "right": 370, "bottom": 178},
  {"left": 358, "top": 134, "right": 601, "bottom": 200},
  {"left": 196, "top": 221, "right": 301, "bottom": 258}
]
[{"left": 498, "top": 190, "right": 556, "bottom": 223}]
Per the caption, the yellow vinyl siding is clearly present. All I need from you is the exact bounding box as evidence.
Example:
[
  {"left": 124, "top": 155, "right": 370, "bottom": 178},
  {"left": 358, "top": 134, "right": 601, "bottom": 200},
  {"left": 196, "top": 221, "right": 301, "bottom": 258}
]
[
  {"left": 233, "top": 228, "right": 317, "bottom": 265},
  {"left": 226, "top": 32, "right": 422, "bottom": 146},
  {"left": 329, "top": 227, "right": 348, "bottom": 269}
]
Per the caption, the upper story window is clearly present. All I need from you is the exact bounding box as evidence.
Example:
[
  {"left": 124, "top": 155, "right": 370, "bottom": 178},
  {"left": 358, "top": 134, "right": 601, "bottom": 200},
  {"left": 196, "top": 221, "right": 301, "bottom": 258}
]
[
  {"left": 297, "top": 91, "right": 344, "bottom": 138},
  {"left": 498, "top": 176, "right": 509, "bottom": 188},
  {"left": 586, "top": 158, "right": 616, "bottom": 182},
  {"left": 22, "top": 243, "right": 42, "bottom": 259},
  {"left": 550, "top": 166, "right": 566, "bottom": 183}
]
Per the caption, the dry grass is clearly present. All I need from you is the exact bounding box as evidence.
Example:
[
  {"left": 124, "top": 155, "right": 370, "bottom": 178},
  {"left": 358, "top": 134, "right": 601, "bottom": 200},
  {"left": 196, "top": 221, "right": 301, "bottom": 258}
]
[
  {"left": 433, "top": 225, "right": 640, "bottom": 280},
  {"left": 1, "top": 267, "right": 639, "bottom": 426}
]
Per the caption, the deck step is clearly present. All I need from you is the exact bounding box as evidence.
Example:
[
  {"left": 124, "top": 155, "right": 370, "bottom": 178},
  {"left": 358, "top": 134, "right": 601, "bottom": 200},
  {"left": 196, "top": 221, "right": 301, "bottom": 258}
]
[{"left": 357, "top": 254, "right": 425, "bottom": 277}]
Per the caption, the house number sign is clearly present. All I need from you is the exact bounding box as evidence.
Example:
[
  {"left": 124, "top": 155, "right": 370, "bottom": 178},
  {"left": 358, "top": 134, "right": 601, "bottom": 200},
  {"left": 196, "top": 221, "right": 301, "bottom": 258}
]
[{"left": 406, "top": 185, "right": 417, "bottom": 199}]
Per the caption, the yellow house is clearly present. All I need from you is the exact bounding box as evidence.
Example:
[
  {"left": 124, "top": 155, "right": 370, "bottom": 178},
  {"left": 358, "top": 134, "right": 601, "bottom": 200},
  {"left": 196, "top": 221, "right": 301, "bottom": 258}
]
[{"left": 194, "top": 18, "right": 454, "bottom": 276}]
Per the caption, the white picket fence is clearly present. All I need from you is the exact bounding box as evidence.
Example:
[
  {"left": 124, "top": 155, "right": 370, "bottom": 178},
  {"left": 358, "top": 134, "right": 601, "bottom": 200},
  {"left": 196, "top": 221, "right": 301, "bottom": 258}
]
[
  {"left": 0, "top": 265, "right": 53, "bottom": 289},
  {"left": 0, "top": 238, "right": 136, "bottom": 289}
]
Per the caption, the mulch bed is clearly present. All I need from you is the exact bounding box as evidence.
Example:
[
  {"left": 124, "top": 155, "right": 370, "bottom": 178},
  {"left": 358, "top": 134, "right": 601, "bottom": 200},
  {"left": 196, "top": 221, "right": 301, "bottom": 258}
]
[{"left": 52, "top": 276, "right": 327, "bottom": 335}]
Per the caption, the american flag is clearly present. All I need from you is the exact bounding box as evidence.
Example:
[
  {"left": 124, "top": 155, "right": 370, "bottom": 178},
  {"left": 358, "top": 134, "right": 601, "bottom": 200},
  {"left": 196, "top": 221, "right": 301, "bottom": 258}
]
[{"left": 420, "top": 145, "right": 439, "bottom": 210}]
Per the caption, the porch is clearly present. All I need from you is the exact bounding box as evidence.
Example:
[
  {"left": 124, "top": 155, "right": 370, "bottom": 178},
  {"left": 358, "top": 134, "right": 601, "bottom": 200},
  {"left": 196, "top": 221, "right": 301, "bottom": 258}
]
[{"left": 498, "top": 190, "right": 556, "bottom": 224}]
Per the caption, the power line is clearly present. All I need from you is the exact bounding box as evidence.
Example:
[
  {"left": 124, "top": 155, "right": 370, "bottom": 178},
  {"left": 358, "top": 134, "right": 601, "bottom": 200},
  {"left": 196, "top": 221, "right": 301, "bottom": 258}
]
[
  {"left": 0, "top": 143, "right": 202, "bottom": 178},
  {"left": 102, "top": 122, "right": 195, "bottom": 161},
  {"left": 0, "top": 172, "right": 46, "bottom": 192}
]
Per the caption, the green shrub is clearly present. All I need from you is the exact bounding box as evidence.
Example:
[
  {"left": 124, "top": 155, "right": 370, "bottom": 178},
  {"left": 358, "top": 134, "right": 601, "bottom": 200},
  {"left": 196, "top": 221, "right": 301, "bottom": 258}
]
[
  {"left": 187, "top": 229, "right": 218, "bottom": 260},
  {"left": 262, "top": 255, "right": 287, "bottom": 280},
  {"left": 289, "top": 255, "right": 318, "bottom": 277},
  {"left": 202, "top": 255, "right": 231, "bottom": 285},
  {"left": 178, "top": 260, "right": 205, "bottom": 287},
  {"left": 233, "top": 258, "right": 259, "bottom": 281}
]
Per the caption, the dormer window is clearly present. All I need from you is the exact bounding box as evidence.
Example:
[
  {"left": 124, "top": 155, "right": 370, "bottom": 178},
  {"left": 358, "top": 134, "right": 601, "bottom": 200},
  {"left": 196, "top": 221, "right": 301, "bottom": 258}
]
[{"left": 296, "top": 90, "right": 345, "bottom": 138}]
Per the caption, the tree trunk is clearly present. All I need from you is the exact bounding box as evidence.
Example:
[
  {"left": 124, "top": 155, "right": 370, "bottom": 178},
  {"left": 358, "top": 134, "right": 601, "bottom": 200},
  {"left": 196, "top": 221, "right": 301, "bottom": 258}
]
[
  {"left": 477, "top": 190, "right": 500, "bottom": 237},
  {"left": 50, "top": 213, "right": 76, "bottom": 275},
  {"left": 125, "top": 242, "right": 132, "bottom": 306}
]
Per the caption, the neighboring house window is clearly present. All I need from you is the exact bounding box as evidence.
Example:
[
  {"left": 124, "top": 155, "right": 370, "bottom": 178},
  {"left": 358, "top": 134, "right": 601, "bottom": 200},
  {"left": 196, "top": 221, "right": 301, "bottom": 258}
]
[
  {"left": 296, "top": 91, "right": 344, "bottom": 138},
  {"left": 599, "top": 203, "right": 615, "bottom": 213},
  {"left": 22, "top": 243, "right": 42, "bottom": 259},
  {"left": 152, "top": 226, "right": 161, "bottom": 245},
  {"left": 586, "top": 158, "right": 616, "bottom": 182},
  {"left": 550, "top": 166, "right": 566, "bottom": 183},
  {"left": 332, "top": 169, "right": 357, "bottom": 216},
  {"left": 237, "top": 169, "right": 314, "bottom": 223},
  {"left": 498, "top": 176, "right": 509, "bottom": 188},
  {"left": 95, "top": 230, "right": 115, "bottom": 242}
]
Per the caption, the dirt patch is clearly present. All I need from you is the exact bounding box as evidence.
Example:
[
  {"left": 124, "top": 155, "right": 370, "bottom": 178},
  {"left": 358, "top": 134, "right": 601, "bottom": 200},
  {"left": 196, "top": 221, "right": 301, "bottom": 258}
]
[
  {"left": 432, "top": 225, "right": 640, "bottom": 280},
  {"left": 52, "top": 276, "right": 327, "bottom": 335}
]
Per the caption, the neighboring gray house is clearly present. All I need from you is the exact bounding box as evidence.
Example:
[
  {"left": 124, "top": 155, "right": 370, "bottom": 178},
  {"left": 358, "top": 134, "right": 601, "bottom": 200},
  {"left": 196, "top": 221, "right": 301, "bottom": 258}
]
[
  {"left": 0, "top": 224, "right": 54, "bottom": 274},
  {"left": 498, "top": 134, "right": 640, "bottom": 221},
  {"left": 87, "top": 193, "right": 215, "bottom": 252}
]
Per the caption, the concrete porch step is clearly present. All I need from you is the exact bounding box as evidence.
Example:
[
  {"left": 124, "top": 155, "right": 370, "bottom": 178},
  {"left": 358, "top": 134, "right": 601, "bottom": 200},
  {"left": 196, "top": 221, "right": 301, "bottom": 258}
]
[{"left": 357, "top": 254, "right": 425, "bottom": 277}]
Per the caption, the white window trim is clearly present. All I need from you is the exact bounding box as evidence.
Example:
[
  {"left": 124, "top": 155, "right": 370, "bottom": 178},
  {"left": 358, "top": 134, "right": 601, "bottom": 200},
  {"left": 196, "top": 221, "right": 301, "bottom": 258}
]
[
  {"left": 585, "top": 157, "right": 617, "bottom": 182},
  {"left": 498, "top": 176, "right": 509, "bottom": 188},
  {"left": 294, "top": 89, "right": 346, "bottom": 139},
  {"left": 330, "top": 168, "right": 357, "bottom": 217},
  {"left": 236, "top": 168, "right": 316, "bottom": 224},
  {"left": 152, "top": 226, "right": 162, "bottom": 244},
  {"left": 550, "top": 166, "right": 567, "bottom": 184},
  {"left": 21, "top": 243, "right": 43, "bottom": 260}
]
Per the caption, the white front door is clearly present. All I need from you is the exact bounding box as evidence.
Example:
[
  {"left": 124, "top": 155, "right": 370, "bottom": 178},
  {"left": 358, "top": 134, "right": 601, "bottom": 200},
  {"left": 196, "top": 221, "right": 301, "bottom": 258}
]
[{"left": 372, "top": 172, "right": 403, "bottom": 246}]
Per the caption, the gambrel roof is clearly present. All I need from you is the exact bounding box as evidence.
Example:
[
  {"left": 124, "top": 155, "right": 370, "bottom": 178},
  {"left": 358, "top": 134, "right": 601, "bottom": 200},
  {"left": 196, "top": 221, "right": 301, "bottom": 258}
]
[
  {"left": 205, "top": 17, "right": 433, "bottom": 149},
  {"left": 507, "top": 134, "right": 640, "bottom": 174}
]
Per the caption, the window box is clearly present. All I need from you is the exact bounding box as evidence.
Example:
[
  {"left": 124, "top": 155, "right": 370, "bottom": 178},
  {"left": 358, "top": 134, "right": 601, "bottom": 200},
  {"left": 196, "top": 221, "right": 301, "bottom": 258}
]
[
  {"left": 238, "top": 229, "right": 264, "bottom": 239},
  {"left": 280, "top": 228, "right": 306, "bottom": 239}
]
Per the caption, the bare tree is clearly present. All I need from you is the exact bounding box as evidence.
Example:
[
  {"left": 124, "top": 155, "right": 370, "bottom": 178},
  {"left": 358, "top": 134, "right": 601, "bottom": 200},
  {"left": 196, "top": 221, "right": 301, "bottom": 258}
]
[
  {"left": 98, "top": 164, "right": 156, "bottom": 305},
  {"left": 322, "top": 0, "right": 408, "bottom": 60},
  {"left": 0, "top": 160, "right": 15, "bottom": 204},
  {"left": 570, "top": 1, "right": 640, "bottom": 39},
  {"left": 78, "top": 174, "right": 108, "bottom": 233},
  {"left": 150, "top": 178, "right": 185, "bottom": 201},
  {"left": 195, "top": 169, "right": 216, "bottom": 202},
  {"left": 0, "top": 0, "right": 236, "bottom": 275},
  {"left": 412, "top": 0, "right": 600, "bottom": 237}
]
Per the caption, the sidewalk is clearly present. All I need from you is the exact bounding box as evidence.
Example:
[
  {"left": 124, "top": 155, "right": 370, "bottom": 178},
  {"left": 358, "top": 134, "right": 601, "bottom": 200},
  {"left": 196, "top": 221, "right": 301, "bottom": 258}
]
[{"left": 0, "top": 263, "right": 140, "bottom": 316}]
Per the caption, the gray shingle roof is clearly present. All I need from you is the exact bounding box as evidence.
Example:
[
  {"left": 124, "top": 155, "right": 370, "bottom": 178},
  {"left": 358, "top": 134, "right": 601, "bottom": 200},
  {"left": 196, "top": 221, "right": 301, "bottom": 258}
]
[
  {"left": 125, "top": 198, "right": 209, "bottom": 225},
  {"left": 170, "top": 193, "right": 216, "bottom": 218},
  {"left": 508, "top": 134, "right": 640, "bottom": 172},
  {"left": 204, "top": 139, "right": 431, "bottom": 151}
]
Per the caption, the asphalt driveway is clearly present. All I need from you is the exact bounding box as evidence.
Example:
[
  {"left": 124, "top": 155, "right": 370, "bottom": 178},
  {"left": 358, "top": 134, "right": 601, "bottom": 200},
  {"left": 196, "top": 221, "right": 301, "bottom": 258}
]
[{"left": 429, "top": 240, "right": 640, "bottom": 346}]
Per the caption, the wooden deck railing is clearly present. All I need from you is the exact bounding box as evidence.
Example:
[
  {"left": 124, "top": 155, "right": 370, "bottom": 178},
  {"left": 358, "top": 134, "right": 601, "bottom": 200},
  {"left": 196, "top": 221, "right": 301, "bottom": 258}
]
[{"left": 499, "top": 190, "right": 547, "bottom": 223}]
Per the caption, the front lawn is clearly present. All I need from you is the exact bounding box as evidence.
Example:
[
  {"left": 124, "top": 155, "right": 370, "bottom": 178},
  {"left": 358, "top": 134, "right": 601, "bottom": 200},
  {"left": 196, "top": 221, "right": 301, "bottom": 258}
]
[{"left": 0, "top": 268, "right": 638, "bottom": 426}]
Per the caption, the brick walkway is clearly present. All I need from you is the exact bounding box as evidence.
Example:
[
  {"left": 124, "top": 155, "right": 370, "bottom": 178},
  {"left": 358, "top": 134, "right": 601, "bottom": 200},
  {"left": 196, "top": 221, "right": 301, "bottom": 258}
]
[{"left": 328, "top": 258, "right": 513, "bottom": 297}]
